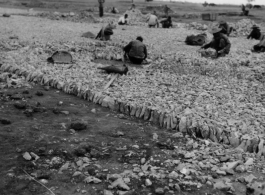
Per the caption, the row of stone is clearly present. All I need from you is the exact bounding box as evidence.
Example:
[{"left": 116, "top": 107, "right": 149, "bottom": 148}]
[{"left": 1, "top": 63, "right": 265, "bottom": 157}]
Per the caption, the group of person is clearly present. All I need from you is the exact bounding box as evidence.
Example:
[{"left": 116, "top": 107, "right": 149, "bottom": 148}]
[
  {"left": 96, "top": 6, "right": 264, "bottom": 64},
  {"left": 146, "top": 13, "right": 173, "bottom": 28},
  {"left": 200, "top": 20, "right": 265, "bottom": 57},
  {"left": 117, "top": 12, "right": 172, "bottom": 29}
]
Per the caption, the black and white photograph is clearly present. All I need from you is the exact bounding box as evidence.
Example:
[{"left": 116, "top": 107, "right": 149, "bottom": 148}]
[{"left": 0, "top": 0, "right": 265, "bottom": 194}]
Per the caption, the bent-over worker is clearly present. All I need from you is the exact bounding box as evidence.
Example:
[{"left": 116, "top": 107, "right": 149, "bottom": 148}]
[
  {"left": 160, "top": 16, "right": 173, "bottom": 28},
  {"left": 219, "top": 20, "right": 233, "bottom": 36},
  {"left": 118, "top": 14, "right": 128, "bottom": 25},
  {"left": 201, "top": 26, "right": 231, "bottom": 58},
  {"left": 123, "top": 36, "right": 147, "bottom": 64},
  {"left": 252, "top": 33, "right": 265, "bottom": 52},
  {"left": 247, "top": 25, "right": 263, "bottom": 40},
  {"left": 95, "top": 22, "right": 115, "bottom": 41},
  {"left": 147, "top": 14, "right": 159, "bottom": 28}
]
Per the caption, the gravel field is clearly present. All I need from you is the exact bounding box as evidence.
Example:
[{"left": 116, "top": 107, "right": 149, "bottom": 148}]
[{"left": 1, "top": 8, "right": 265, "bottom": 154}]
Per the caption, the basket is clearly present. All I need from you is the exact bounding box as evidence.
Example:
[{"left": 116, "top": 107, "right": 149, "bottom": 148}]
[
  {"left": 47, "top": 51, "right": 73, "bottom": 64},
  {"left": 202, "top": 13, "right": 218, "bottom": 21}
]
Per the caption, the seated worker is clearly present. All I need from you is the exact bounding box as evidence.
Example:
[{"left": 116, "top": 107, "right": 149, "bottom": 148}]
[
  {"left": 147, "top": 14, "right": 159, "bottom": 28},
  {"left": 219, "top": 20, "right": 233, "bottom": 36},
  {"left": 95, "top": 22, "right": 116, "bottom": 41},
  {"left": 201, "top": 26, "right": 231, "bottom": 58},
  {"left": 247, "top": 25, "right": 262, "bottom": 40},
  {"left": 123, "top": 36, "right": 147, "bottom": 65},
  {"left": 252, "top": 34, "right": 265, "bottom": 52},
  {"left": 118, "top": 14, "right": 128, "bottom": 25},
  {"left": 111, "top": 7, "right": 119, "bottom": 14},
  {"left": 160, "top": 16, "right": 173, "bottom": 28}
]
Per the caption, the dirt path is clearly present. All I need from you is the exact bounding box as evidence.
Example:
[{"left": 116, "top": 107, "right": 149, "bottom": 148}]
[{"left": 0, "top": 73, "right": 264, "bottom": 195}]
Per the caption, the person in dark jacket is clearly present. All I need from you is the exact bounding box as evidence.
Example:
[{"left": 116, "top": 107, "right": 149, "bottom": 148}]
[
  {"left": 219, "top": 20, "right": 233, "bottom": 36},
  {"left": 247, "top": 25, "right": 262, "bottom": 40},
  {"left": 123, "top": 36, "right": 147, "bottom": 64},
  {"left": 98, "top": 0, "right": 105, "bottom": 17},
  {"left": 160, "top": 16, "right": 173, "bottom": 28},
  {"left": 201, "top": 26, "right": 231, "bottom": 58},
  {"left": 252, "top": 33, "right": 265, "bottom": 52}
]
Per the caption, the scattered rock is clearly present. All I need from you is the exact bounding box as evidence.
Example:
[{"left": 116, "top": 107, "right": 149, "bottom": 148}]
[
  {"left": 61, "top": 111, "right": 69, "bottom": 115},
  {"left": 23, "top": 152, "right": 32, "bottom": 160},
  {"left": 116, "top": 131, "right": 124, "bottom": 136},
  {"left": 246, "top": 181, "right": 265, "bottom": 195},
  {"left": 84, "top": 176, "right": 102, "bottom": 184},
  {"left": 39, "top": 179, "right": 48, "bottom": 184},
  {"left": 214, "top": 180, "right": 232, "bottom": 191},
  {"left": 11, "top": 94, "right": 23, "bottom": 100},
  {"left": 145, "top": 179, "right": 152, "bottom": 186},
  {"left": 30, "top": 152, "right": 40, "bottom": 160},
  {"left": 174, "top": 183, "right": 181, "bottom": 192},
  {"left": 58, "top": 162, "right": 69, "bottom": 174},
  {"left": 35, "top": 91, "right": 43, "bottom": 96},
  {"left": 0, "top": 118, "right": 11, "bottom": 125},
  {"left": 72, "top": 171, "right": 82, "bottom": 177},
  {"left": 225, "top": 169, "right": 235, "bottom": 175},
  {"left": 104, "top": 190, "right": 114, "bottom": 195},
  {"left": 235, "top": 165, "right": 246, "bottom": 173},
  {"left": 155, "top": 187, "right": 164, "bottom": 194},
  {"left": 110, "top": 178, "right": 130, "bottom": 190},
  {"left": 244, "top": 174, "right": 257, "bottom": 184},
  {"left": 3, "top": 13, "right": 11, "bottom": 17},
  {"left": 216, "top": 170, "right": 226, "bottom": 176},
  {"left": 70, "top": 121, "right": 87, "bottom": 131},
  {"left": 23, "top": 108, "right": 34, "bottom": 117},
  {"left": 244, "top": 158, "right": 254, "bottom": 166},
  {"left": 14, "top": 101, "right": 27, "bottom": 109},
  {"left": 43, "top": 86, "right": 50, "bottom": 91},
  {"left": 91, "top": 108, "right": 96, "bottom": 113},
  {"left": 22, "top": 90, "right": 29, "bottom": 94},
  {"left": 219, "top": 156, "right": 230, "bottom": 162}
]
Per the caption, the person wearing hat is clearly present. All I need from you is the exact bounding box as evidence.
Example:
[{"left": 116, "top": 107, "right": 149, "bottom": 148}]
[
  {"left": 201, "top": 26, "right": 231, "bottom": 58},
  {"left": 247, "top": 25, "right": 263, "bottom": 40},
  {"left": 123, "top": 36, "right": 147, "bottom": 64},
  {"left": 219, "top": 20, "right": 233, "bottom": 37}
]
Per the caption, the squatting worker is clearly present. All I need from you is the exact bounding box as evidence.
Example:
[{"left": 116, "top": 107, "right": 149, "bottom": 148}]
[
  {"left": 123, "top": 36, "right": 147, "bottom": 65},
  {"left": 160, "top": 16, "right": 173, "bottom": 28},
  {"left": 147, "top": 14, "right": 159, "bottom": 28},
  {"left": 98, "top": 0, "right": 105, "bottom": 17},
  {"left": 118, "top": 14, "right": 128, "bottom": 25},
  {"left": 219, "top": 20, "right": 233, "bottom": 37},
  {"left": 201, "top": 26, "right": 231, "bottom": 58},
  {"left": 247, "top": 24, "right": 264, "bottom": 40}
]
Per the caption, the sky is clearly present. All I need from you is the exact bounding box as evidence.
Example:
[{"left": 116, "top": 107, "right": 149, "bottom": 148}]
[{"left": 161, "top": 0, "right": 265, "bottom": 5}]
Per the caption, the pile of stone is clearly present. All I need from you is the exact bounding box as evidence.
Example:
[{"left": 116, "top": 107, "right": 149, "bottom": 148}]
[{"left": 230, "top": 19, "right": 257, "bottom": 36}]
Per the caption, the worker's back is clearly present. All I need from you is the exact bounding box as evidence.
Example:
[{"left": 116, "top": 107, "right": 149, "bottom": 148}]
[
  {"left": 148, "top": 14, "right": 158, "bottom": 26},
  {"left": 129, "top": 40, "right": 146, "bottom": 59}
]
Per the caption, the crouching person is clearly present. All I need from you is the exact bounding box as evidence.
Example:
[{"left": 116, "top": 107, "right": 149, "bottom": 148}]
[
  {"left": 252, "top": 35, "right": 265, "bottom": 52},
  {"left": 123, "top": 36, "right": 147, "bottom": 64},
  {"left": 118, "top": 14, "right": 128, "bottom": 25},
  {"left": 95, "top": 22, "right": 116, "bottom": 41},
  {"left": 160, "top": 16, "right": 173, "bottom": 28},
  {"left": 247, "top": 25, "right": 262, "bottom": 40},
  {"left": 201, "top": 26, "right": 231, "bottom": 58},
  {"left": 219, "top": 20, "right": 233, "bottom": 37}
]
